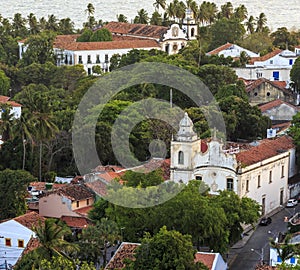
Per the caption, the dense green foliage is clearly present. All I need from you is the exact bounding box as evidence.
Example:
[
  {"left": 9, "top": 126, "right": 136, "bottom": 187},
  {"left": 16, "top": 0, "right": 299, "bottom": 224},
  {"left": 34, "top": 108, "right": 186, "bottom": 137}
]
[
  {"left": 0, "top": 169, "right": 36, "bottom": 219},
  {"left": 125, "top": 226, "right": 209, "bottom": 270}
]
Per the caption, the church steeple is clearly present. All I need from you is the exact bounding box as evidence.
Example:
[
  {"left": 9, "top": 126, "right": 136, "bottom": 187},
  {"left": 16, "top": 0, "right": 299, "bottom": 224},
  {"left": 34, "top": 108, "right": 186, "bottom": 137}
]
[{"left": 176, "top": 112, "right": 197, "bottom": 142}]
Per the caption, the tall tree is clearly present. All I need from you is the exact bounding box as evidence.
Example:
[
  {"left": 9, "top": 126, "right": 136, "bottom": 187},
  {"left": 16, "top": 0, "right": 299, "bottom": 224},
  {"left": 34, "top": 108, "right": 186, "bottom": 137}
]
[
  {"left": 256, "top": 12, "right": 267, "bottom": 32},
  {"left": 153, "top": 0, "right": 166, "bottom": 12},
  {"left": 245, "top": 15, "right": 255, "bottom": 34},
  {"left": 125, "top": 226, "right": 208, "bottom": 270},
  {"left": 27, "top": 13, "right": 40, "bottom": 35},
  {"left": 33, "top": 218, "right": 78, "bottom": 260},
  {"left": 117, "top": 14, "right": 128, "bottom": 23},
  {"left": 134, "top": 9, "right": 149, "bottom": 24}
]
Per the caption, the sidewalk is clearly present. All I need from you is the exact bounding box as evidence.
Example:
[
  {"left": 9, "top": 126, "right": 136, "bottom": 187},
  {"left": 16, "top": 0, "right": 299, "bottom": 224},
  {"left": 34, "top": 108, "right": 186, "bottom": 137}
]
[{"left": 226, "top": 228, "right": 255, "bottom": 268}]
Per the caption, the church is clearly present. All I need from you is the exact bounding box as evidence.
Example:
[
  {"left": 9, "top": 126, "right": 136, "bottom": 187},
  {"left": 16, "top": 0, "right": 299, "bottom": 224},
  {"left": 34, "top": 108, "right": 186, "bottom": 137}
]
[{"left": 170, "top": 113, "right": 297, "bottom": 215}]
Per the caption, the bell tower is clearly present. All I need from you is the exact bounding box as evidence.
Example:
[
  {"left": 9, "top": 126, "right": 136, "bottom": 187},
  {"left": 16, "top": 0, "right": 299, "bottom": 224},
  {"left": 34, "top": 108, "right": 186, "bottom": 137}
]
[
  {"left": 182, "top": 8, "right": 198, "bottom": 40},
  {"left": 170, "top": 112, "right": 200, "bottom": 183}
]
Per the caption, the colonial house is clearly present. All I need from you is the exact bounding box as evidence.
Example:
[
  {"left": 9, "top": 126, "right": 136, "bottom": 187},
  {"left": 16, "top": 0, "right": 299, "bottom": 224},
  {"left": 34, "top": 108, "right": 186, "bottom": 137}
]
[
  {"left": 234, "top": 49, "right": 298, "bottom": 82},
  {"left": 258, "top": 99, "right": 300, "bottom": 122},
  {"left": 104, "top": 242, "right": 227, "bottom": 270},
  {"left": 0, "top": 95, "right": 21, "bottom": 119},
  {"left": 244, "top": 78, "right": 297, "bottom": 105},
  {"left": 18, "top": 22, "right": 188, "bottom": 75},
  {"left": 38, "top": 183, "right": 95, "bottom": 218},
  {"left": 170, "top": 113, "right": 297, "bottom": 215},
  {"left": 269, "top": 231, "right": 300, "bottom": 267},
  {"left": 0, "top": 212, "right": 44, "bottom": 267},
  {"left": 206, "top": 43, "right": 259, "bottom": 58}
]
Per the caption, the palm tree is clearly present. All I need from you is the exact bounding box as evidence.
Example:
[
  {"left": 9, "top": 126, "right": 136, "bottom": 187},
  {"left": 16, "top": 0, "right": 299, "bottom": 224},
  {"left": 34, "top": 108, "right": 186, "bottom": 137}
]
[
  {"left": 166, "top": 2, "right": 176, "bottom": 22},
  {"left": 12, "top": 13, "right": 27, "bottom": 38},
  {"left": 33, "top": 218, "right": 78, "bottom": 259},
  {"left": 218, "top": 2, "right": 233, "bottom": 19},
  {"left": 116, "top": 14, "right": 128, "bottom": 23},
  {"left": 46, "top": 14, "right": 58, "bottom": 31},
  {"left": 58, "top": 18, "right": 75, "bottom": 34},
  {"left": 198, "top": 1, "right": 217, "bottom": 25},
  {"left": 150, "top": 11, "right": 163, "bottom": 25},
  {"left": 153, "top": 0, "right": 166, "bottom": 12},
  {"left": 134, "top": 9, "right": 149, "bottom": 24},
  {"left": 85, "top": 3, "right": 95, "bottom": 19},
  {"left": 175, "top": 1, "right": 186, "bottom": 23},
  {"left": 256, "top": 13, "right": 267, "bottom": 32},
  {"left": 245, "top": 15, "right": 255, "bottom": 34},
  {"left": 186, "top": 0, "right": 198, "bottom": 19},
  {"left": 234, "top": 4, "right": 248, "bottom": 22},
  {"left": 27, "top": 13, "right": 40, "bottom": 35}
]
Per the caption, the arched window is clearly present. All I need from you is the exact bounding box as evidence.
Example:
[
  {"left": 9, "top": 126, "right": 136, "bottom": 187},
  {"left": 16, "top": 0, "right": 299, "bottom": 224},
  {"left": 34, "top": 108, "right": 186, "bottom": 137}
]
[
  {"left": 178, "top": 151, "right": 184, "bottom": 164},
  {"left": 191, "top": 28, "right": 195, "bottom": 37}
]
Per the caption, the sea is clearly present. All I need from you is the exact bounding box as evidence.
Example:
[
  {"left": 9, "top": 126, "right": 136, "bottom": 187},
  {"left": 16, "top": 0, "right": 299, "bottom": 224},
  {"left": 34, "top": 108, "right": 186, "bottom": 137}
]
[{"left": 0, "top": 0, "right": 299, "bottom": 31}]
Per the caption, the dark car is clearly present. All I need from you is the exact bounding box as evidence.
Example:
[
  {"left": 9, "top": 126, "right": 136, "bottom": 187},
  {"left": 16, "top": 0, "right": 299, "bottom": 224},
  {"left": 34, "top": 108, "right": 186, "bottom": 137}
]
[{"left": 259, "top": 217, "right": 272, "bottom": 226}]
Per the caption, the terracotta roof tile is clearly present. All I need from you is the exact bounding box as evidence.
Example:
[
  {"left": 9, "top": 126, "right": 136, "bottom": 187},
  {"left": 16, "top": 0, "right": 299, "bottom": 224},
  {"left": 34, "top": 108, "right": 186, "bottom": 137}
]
[
  {"left": 249, "top": 49, "right": 282, "bottom": 64},
  {"left": 104, "top": 22, "right": 168, "bottom": 39},
  {"left": 194, "top": 252, "right": 216, "bottom": 269},
  {"left": 105, "top": 242, "right": 140, "bottom": 269},
  {"left": 259, "top": 99, "right": 300, "bottom": 112},
  {"left": 245, "top": 78, "right": 293, "bottom": 96},
  {"left": 0, "top": 95, "right": 22, "bottom": 107},
  {"left": 60, "top": 215, "right": 92, "bottom": 228},
  {"left": 85, "top": 180, "right": 108, "bottom": 197},
  {"left": 29, "top": 181, "right": 66, "bottom": 191},
  {"left": 73, "top": 205, "right": 93, "bottom": 217},
  {"left": 58, "top": 39, "right": 160, "bottom": 51},
  {"left": 236, "top": 135, "right": 294, "bottom": 166},
  {"left": 14, "top": 211, "right": 45, "bottom": 230},
  {"left": 207, "top": 43, "right": 233, "bottom": 55}
]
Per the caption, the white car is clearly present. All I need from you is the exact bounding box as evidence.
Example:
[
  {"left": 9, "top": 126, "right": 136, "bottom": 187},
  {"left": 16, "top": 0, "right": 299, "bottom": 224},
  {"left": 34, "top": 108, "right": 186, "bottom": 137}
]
[{"left": 286, "top": 199, "right": 298, "bottom": 208}]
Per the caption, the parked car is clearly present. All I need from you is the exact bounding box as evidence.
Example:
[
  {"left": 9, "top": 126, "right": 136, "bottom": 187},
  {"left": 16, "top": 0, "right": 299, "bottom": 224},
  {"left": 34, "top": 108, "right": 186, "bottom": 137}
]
[
  {"left": 286, "top": 199, "right": 298, "bottom": 208},
  {"left": 259, "top": 217, "right": 272, "bottom": 226}
]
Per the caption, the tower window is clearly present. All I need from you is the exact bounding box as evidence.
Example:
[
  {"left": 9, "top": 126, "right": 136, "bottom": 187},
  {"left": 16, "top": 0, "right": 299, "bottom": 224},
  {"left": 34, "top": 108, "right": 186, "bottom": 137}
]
[
  {"left": 227, "top": 178, "right": 234, "bottom": 191},
  {"left": 191, "top": 28, "right": 195, "bottom": 37},
  {"left": 178, "top": 151, "right": 184, "bottom": 164}
]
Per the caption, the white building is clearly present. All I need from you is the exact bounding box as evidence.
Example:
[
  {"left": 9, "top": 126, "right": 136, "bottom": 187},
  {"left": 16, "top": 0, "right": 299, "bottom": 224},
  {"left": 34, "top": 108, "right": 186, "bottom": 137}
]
[
  {"left": 206, "top": 43, "right": 259, "bottom": 58},
  {"left": 0, "top": 95, "right": 21, "bottom": 119},
  {"left": 170, "top": 113, "right": 296, "bottom": 215},
  {"left": 0, "top": 212, "right": 43, "bottom": 267},
  {"left": 234, "top": 49, "right": 298, "bottom": 81},
  {"left": 18, "top": 22, "right": 189, "bottom": 75}
]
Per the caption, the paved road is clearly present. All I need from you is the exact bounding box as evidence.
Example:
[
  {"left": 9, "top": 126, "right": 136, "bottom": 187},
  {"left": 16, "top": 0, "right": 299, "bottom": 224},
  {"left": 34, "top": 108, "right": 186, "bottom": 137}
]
[{"left": 228, "top": 205, "right": 299, "bottom": 270}]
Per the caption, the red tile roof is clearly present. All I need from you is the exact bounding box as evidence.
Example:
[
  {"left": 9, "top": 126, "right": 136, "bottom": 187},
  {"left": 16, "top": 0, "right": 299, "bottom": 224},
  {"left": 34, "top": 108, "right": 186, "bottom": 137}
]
[
  {"left": 272, "top": 121, "right": 291, "bottom": 133},
  {"left": 236, "top": 135, "right": 294, "bottom": 166},
  {"left": 60, "top": 215, "right": 92, "bottom": 228},
  {"left": 41, "top": 183, "right": 95, "bottom": 201},
  {"left": 249, "top": 49, "right": 282, "bottom": 64},
  {"left": 29, "top": 181, "right": 66, "bottom": 191},
  {"left": 194, "top": 252, "right": 216, "bottom": 269},
  {"left": 58, "top": 39, "right": 160, "bottom": 51},
  {"left": 105, "top": 242, "right": 140, "bottom": 270},
  {"left": 85, "top": 180, "right": 108, "bottom": 197},
  {"left": 245, "top": 78, "right": 288, "bottom": 93},
  {"left": 14, "top": 211, "right": 45, "bottom": 230},
  {"left": 207, "top": 42, "right": 233, "bottom": 55},
  {"left": 259, "top": 99, "right": 300, "bottom": 112},
  {"left": 74, "top": 205, "right": 93, "bottom": 217},
  {"left": 104, "top": 22, "right": 168, "bottom": 39},
  {"left": 0, "top": 95, "right": 22, "bottom": 107}
]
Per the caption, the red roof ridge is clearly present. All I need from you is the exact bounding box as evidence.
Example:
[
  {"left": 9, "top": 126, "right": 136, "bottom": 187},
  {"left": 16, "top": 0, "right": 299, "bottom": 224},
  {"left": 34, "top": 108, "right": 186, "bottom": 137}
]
[
  {"left": 259, "top": 99, "right": 300, "bottom": 112},
  {"left": 249, "top": 49, "right": 282, "bottom": 64},
  {"left": 207, "top": 42, "right": 233, "bottom": 55}
]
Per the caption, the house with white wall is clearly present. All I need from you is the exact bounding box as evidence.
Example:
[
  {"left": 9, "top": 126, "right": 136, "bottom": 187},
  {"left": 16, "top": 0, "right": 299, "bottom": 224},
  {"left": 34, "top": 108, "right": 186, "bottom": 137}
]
[
  {"left": 0, "top": 212, "right": 44, "bottom": 267},
  {"left": 269, "top": 232, "right": 300, "bottom": 267},
  {"left": 234, "top": 49, "right": 298, "bottom": 82},
  {"left": 207, "top": 43, "right": 259, "bottom": 58},
  {"left": 0, "top": 95, "right": 21, "bottom": 119},
  {"left": 170, "top": 113, "right": 296, "bottom": 215},
  {"left": 18, "top": 22, "right": 188, "bottom": 75}
]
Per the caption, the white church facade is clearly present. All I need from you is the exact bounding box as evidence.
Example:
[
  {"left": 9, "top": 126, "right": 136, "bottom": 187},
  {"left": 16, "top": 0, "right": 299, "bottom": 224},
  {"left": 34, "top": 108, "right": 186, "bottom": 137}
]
[{"left": 171, "top": 113, "right": 296, "bottom": 215}]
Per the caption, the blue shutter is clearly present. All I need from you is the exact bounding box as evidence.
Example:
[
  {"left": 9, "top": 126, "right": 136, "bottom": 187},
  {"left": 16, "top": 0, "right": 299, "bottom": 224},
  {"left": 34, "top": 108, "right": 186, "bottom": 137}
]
[
  {"left": 289, "top": 59, "right": 293, "bottom": 65},
  {"left": 290, "top": 257, "right": 296, "bottom": 264},
  {"left": 273, "top": 71, "right": 279, "bottom": 81},
  {"left": 277, "top": 256, "right": 282, "bottom": 262}
]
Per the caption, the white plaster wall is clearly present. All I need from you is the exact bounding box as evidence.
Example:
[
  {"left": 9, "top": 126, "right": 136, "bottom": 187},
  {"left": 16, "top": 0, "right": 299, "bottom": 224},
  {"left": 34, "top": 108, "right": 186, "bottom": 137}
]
[
  {"left": 0, "top": 220, "right": 33, "bottom": 266},
  {"left": 240, "top": 154, "right": 289, "bottom": 214},
  {"left": 234, "top": 67, "right": 292, "bottom": 81}
]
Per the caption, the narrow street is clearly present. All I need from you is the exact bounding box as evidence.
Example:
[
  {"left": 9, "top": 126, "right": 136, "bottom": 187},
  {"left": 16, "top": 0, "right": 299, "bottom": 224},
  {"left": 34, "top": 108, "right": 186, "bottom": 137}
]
[{"left": 228, "top": 205, "right": 298, "bottom": 270}]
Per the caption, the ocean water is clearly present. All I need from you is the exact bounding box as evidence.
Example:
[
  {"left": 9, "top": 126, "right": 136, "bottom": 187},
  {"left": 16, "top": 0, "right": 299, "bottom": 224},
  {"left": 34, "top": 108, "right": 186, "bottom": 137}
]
[{"left": 0, "top": 0, "right": 298, "bottom": 31}]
